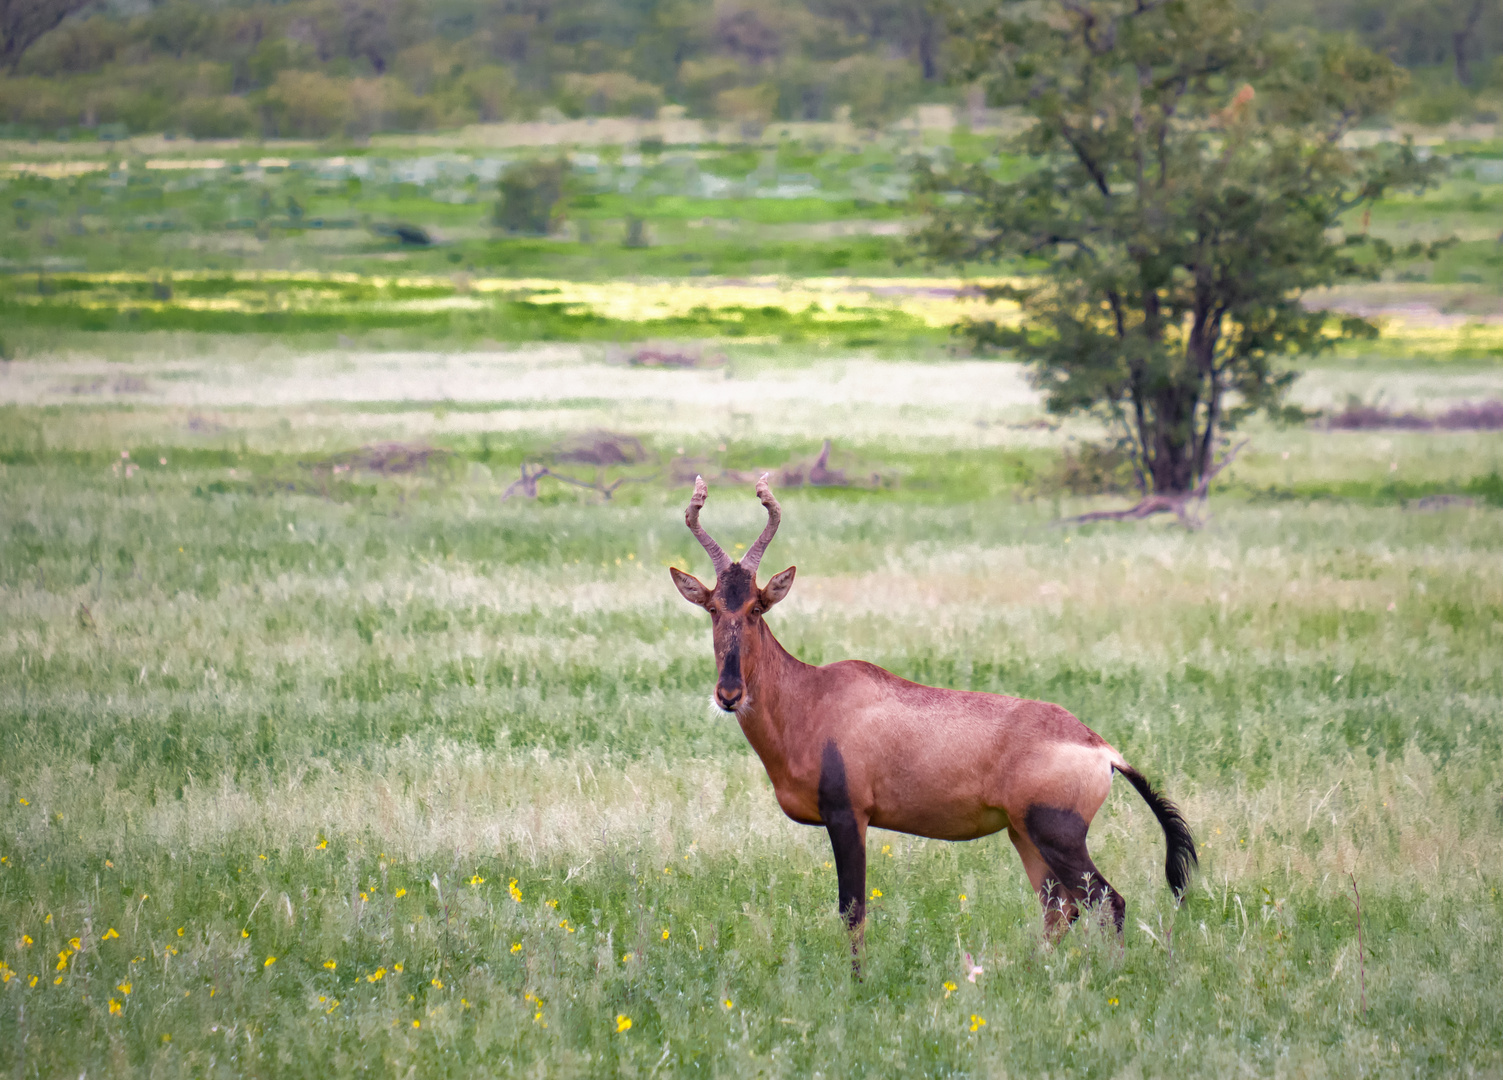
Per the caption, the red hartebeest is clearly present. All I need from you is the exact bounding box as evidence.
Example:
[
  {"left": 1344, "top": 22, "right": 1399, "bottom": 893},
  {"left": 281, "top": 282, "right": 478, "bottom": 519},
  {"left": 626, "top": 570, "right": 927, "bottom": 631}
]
[{"left": 670, "top": 477, "right": 1196, "bottom": 953}]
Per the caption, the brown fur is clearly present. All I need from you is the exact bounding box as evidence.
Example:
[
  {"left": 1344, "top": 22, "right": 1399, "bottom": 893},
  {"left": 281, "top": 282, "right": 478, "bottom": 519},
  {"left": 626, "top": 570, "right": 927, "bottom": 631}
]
[{"left": 670, "top": 478, "right": 1194, "bottom": 951}]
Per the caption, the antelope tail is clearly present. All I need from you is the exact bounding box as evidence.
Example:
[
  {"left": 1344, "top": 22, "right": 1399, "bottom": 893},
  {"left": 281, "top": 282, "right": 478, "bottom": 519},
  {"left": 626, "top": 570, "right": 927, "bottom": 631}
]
[{"left": 1113, "top": 763, "right": 1197, "bottom": 899}]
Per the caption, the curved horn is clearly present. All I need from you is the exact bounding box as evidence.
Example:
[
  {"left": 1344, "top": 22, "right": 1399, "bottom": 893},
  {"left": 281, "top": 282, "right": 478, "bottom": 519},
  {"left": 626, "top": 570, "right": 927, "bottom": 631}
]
[
  {"left": 741, "top": 473, "right": 781, "bottom": 576},
  {"left": 685, "top": 475, "right": 731, "bottom": 575}
]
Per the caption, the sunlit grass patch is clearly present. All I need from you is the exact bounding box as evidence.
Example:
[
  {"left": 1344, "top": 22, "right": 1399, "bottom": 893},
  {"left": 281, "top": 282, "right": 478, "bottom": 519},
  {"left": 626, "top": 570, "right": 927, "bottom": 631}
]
[{"left": 0, "top": 271, "right": 1016, "bottom": 344}]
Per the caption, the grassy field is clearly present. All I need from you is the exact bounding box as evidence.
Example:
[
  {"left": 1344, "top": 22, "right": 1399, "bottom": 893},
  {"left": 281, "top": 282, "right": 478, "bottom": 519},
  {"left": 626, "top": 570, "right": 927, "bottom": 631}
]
[{"left": 1, "top": 343, "right": 1501, "bottom": 1078}]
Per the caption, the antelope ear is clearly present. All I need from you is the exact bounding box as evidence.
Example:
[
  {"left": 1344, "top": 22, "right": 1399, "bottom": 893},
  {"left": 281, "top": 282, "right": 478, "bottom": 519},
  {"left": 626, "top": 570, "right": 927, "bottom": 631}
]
[
  {"left": 670, "top": 566, "right": 712, "bottom": 608},
  {"left": 760, "top": 566, "right": 796, "bottom": 608}
]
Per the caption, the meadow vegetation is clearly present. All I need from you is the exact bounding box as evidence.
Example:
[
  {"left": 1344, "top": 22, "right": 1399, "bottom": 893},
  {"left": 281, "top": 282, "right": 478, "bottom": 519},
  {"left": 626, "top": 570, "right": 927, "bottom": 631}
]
[
  {"left": 3, "top": 22, "right": 1503, "bottom": 1071},
  {"left": 1, "top": 344, "right": 1501, "bottom": 1076}
]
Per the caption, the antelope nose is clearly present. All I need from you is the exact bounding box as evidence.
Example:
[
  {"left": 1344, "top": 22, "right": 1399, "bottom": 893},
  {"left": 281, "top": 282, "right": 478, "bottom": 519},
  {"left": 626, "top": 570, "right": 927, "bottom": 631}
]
[{"left": 716, "top": 687, "right": 742, "bottom": 710}]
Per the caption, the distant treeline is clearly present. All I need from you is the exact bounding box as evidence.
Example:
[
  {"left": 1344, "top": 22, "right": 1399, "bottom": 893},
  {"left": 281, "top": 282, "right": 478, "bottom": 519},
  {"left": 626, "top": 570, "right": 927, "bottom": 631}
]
[{"left": 0, "top": 0, "right": 1500, "bottom": 140}]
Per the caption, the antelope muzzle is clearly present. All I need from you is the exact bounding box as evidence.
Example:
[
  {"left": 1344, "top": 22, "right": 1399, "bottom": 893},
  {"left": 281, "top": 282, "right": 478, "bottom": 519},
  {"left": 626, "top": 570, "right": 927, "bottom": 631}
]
[{"left": 715, "top": 642, "right": 744, "bottom": 711}]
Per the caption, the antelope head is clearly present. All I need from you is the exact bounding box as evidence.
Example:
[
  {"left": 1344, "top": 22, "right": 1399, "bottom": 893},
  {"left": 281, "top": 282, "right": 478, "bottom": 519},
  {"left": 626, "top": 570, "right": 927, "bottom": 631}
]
[{"left": 670, "top": 475, "right": 796, "bottom": 713}]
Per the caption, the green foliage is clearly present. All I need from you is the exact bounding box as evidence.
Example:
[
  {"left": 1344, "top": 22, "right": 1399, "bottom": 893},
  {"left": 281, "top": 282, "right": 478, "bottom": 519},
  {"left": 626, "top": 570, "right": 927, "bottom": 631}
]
[
  {"left": 495, "top": 158, "right": 569, "bottom": 236},
  {"left": 0, "top": 0, "right": 953, "bottom": 137},
  {"left": 916, "top": 0, "right": 1441, "bottom": 495}
]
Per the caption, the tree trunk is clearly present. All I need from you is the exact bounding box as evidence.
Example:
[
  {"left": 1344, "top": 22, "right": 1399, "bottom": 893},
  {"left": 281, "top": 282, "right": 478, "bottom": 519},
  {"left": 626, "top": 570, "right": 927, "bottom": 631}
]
[
  {"left": 1144, "top": 386, "right": 1200, "bottom": 495},
  {"left": 1453, "top": 0, "right": 1485, "bottom": 87}
]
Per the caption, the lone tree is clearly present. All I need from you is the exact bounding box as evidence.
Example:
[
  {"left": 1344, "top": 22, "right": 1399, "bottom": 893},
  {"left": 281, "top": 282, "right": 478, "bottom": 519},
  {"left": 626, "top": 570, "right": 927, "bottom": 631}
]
[{"left": 915, "top": 0, "right": 1437, "bottom": 516}]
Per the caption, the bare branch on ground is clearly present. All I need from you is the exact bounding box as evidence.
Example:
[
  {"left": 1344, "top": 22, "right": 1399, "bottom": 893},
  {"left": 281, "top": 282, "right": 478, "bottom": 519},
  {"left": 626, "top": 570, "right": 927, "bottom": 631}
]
[{"left": 1058, "top": 440, "right": 1249, "bottom": 529}]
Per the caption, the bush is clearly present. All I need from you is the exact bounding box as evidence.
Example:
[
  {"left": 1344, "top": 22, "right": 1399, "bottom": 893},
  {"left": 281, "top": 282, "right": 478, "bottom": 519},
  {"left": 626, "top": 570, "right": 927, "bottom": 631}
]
[
  {"left": 714, "top": 83, "right": 776, "bottom": 122},
  {"left": 178, "top": 96, "right": 257, "bottom": 139},
  {"left": 455, "top": 65, "right": 519, "bottom": 123},
  {"left": 677, "top": 58, "right": 748, "bottom": 117},
  {"left": 559, "top": 72, "right": 664, "bottom": 119},
  {"left": 1036, "top": 441, "right": 1138, "bottom": 496},
  {"left": 495, "top": 158, "right": 568, "bottom": 235},
  {"left": 259, "top": 71, "right": 353, "bottom": 138},
  {"left": 1399, "top": 84, "right": 1476, "bottom": 125},
  {"left": 830, "top": 55, "right": 922, "bottom": 127}
]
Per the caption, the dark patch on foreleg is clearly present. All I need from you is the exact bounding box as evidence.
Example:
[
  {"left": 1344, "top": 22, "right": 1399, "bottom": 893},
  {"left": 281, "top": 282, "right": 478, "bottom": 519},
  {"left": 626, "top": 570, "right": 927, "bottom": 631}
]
[
  {"left": 819, "top": 740, "right": 866, "bottom": 944},
  {"left": 1025, "top": 804, "right": 1123, "bottom": 936}
]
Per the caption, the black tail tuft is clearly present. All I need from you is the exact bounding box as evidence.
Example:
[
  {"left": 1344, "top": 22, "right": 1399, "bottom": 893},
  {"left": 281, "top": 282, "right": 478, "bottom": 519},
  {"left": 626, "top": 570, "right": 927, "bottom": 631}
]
[{"left": 1114, "top": 763, "right": 1197, "bottom": 899}]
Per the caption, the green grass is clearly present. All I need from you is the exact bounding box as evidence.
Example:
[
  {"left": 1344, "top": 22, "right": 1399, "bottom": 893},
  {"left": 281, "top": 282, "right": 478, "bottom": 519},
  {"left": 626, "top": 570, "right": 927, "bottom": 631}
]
[{"left": 1, "top": 350, "right": 1502, "bottom": 1077}]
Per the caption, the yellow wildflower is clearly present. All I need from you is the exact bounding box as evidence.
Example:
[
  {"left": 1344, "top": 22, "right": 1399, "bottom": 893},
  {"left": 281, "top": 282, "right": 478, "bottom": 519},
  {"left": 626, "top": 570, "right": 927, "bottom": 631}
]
[
  {"left": 29, "top": 975, "right": 38, "bottom": 988},
  {"left": 360, "top": 892, "right": 369, "bottom": 902},
  {"left": 661, "top": 929, "right": 669, "bottom": 940},
  {"left": 412, "top": 1019, "right": 420, "bottom": 1028},
  {"left": 105, "top": 860, "right": 114, "bottom": 869},
  {"left": 870, "top": 889, "right": 883, "bottom": 899},
  {"left": 327, "top": 999, "right": 340, "bottom": 1013},
  {"left": 970, "top": 1015, "right": 987, "bottom": 1032},
  {"left": 723, "top": 999, "right": 733, "bottom": 1009},
  {"left": 53, "top": 976, "right": 62, "bottom": 985},
  {"left": 109, "top": 999, "right": 121, "bottom": 1015},
  {"left": 395, "top": 888, "right": 406, "bottom": 898},
  {"left": 101, "top": 928, "right": 119, "bottom": 941},
  {"left": 959, "top": 894, "right": 967, "bottom": 902},
  {"left": 18, "top": 798, "right": 27, "bottom": 806},
  {"left": 367, "top": 968, "right": 386, "bottom": 982},
  {"left": 431, "top": 977, "right": 443, "bottom": 988},
  {"left": 264, "top": 957, "right": 276, "bottom": 968},
  {"left": 560, "top": 920, "right": 574, "bottom": 933},
  {"left": 510, "top": 943, "right": 521, "bottom": 954},
  {"left": 615, "top": 1014, "right": 632, "bottom": 1033},
  {"left": 240, "top": 929, "right": 249, "bottom": 938},
  {"left": 468, "top": 875, "right": 485, "bottom": 886},
  {"left": 69, "top": 938, "right": 80, "bottom": 949},
  {"left": 393, "top": 963, "right": 404, "bottom": 973},
  {"left": 258, "top": 854, "right": 267, "bottom": 861},
  {"left": 21, "top": 935, "right": 32, "bottom": 946},
  {"left": 324, "top": 960, "right": 337, "bottom": 970},
  {"left": 316, "top": 839, "right": 328, "bottom": 850},
  {"left": 55, "top": 952, "right": 69, "bottom": 971},
  {"left": 117, "top": 981, "right": 132, "bottom": 995},
  {"left": 508, "top": 879, "right": 522, "bottom": 902},
  {"left": 943, "top": 981, "right": 957, "bottom": 999},
  {"left": 1109, "top": 997, "right": 1119, "bottom": 1006},
  {"left": 177, "top": 927, "right": 184, "bottom": 937},
  {"left": 545, "top": 899, "right": 558, "bottom": 909}
]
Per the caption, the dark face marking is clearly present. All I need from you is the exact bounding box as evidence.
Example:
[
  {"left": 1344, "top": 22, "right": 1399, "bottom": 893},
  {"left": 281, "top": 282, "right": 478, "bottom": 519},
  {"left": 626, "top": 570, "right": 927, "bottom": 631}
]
[
  {"left": 1024, "top": 804, "right": 1123, "bottom": 933},
  {"left": 708, "top": 564, "right": 759, "bottom": 711},
  {"left": 716, "top": 564, "right": 754, "bottom": 609},
  {"left": 715, "top": 641, "right": 743, "bottom": 710},
  {"left": 819, "top": 740, "right": 866, "bottom": 935}
]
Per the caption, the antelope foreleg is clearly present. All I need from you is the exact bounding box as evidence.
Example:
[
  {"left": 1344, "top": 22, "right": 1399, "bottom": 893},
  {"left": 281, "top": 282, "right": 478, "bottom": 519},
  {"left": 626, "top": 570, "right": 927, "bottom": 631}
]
[{"left": 818, "top": 740, "right": 867, "bottom": 969}]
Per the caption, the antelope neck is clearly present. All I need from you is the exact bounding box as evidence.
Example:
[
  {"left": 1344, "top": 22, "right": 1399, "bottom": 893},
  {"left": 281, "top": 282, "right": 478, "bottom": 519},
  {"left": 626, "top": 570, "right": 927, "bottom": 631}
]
[{"left": 736, "top": 618, "right": 812, "bottom": 767}]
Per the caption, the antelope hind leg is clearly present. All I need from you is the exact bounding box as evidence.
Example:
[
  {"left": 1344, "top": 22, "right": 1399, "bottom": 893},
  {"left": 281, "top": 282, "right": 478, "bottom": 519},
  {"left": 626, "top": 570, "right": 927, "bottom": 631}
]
[{"left": 1021, "top": 806, "right": 1125, "bottom": 937}]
